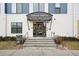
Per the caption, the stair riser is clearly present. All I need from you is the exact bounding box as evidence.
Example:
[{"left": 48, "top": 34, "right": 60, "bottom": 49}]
[
  {"left": 24, "top": 38, "right": 55, "bottom": 47},
  {"left": 23, "top": 45, "right": 56, "bottom": 47},
  {"left": 24, "top": 43, "right": 56, "bottom": 45},
  {"left": 25, "top": 41, "right": 54, "bottom": 42},
  {"left": 24, "top": 42, "right": 55, "bottom": 44}
]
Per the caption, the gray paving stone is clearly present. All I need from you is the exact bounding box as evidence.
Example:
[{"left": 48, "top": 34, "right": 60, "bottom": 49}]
[{"left": 0, "top": 47, "right": 78, "bottom": 56}]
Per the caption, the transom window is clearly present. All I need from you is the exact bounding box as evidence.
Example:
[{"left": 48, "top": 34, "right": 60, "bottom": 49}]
[{"left": 11, "top": 22, "right": 22, "bottom": 33}]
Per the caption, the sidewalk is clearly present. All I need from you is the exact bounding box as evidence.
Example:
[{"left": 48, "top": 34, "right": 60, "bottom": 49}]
[{"left": 0, "top": 47, "right": 79, "bottom": 56}]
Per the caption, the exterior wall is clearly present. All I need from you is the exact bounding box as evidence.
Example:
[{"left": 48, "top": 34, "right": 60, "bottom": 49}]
[
  {"left": 6, "top": 14, "right": 33, "bottom": 38},
  {"left": 0, "top": 3, "right": 79, "bottom": 38},
  {"left": 47, "top": 4, "right": 74, "bottom": 37},
  {"left": 6, "top": 14, "right": 27, "bottom": 37},
  {"left": 73, "top": 3, "right": 79, "bottom": 38},
  {"left": 0, "top": 4, "right": 6, "bottom": 37}
]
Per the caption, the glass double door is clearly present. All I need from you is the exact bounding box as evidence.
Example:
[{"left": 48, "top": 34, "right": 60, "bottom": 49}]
[{"left": 33, "top": 22, "right": 46, "bottom": 37}]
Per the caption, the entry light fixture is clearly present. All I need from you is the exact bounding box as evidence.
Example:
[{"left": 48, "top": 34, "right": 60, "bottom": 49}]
[{"left": 54, "top": 18, "right": 56, "bottom": 20}]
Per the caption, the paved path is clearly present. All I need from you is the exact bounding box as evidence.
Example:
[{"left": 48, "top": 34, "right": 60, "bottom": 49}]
[{"left": 0, "top": 47, "right": 79, "bottom": 56}]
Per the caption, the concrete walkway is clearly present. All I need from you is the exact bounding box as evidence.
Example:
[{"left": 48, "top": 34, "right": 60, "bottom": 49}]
[{"left": 0, "top": 47, "right": 79, "bottom": 56}]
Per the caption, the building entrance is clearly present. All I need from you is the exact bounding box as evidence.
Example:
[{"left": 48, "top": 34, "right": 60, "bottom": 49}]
[{"left": 33, "top": 22, "right": 46, "bottom": 37}]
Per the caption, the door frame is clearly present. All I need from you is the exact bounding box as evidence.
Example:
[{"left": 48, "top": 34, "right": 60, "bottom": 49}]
[{"left": 33, "top": 21, "right": 46, "bottom": 37}]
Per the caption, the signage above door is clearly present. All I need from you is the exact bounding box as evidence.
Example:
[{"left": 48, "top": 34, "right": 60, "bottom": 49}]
[{"left": 27, "top": 12, "right": 53, "bottom": 21}]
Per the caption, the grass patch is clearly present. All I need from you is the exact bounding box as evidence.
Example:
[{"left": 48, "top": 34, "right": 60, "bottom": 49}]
[
  {"left": 0, "top": 41, "right": 16, "bottom": 50},
  {"left": 63, "top": 40, "right": 79, "bottom": 50}
]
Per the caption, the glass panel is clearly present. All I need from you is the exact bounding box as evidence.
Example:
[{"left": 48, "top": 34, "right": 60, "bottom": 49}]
[
  {"left": 39, "top": 3, "right": 45, "bottom": 12},
  {"left": 33, "top": 3, "right": 39, "bottom": 12},
  {"left": 22, "top": 3, "right": 29, "bottom": 13},
  {"left": 11, "top": 22, "right": 16, "bottom": 28},
  {"left": 55, "top": 8, "right": 61, "bottom": 14},
  {"left": 12, "top": 3, "right": 16, "bottom": 13},
  {"left": 5, "top": 3, "right": 11, "bottom": 14},
  {"left": 17, "top": 22, "right": 22, "bottom": 28},
  {"left": 60, "top": 3, "right": 67, "bottom": 14},
  {"left": 55, "top": 3, "right": 60, "bottom": 7},
  {"left": 11, "top": 22, "right": 22, "bottom": 33},
  {"left": 48, "top": 3, "right": 55, "bottom": 14},
  {"left": 16, "top": 3, "right": 22, "bottom": 13}
]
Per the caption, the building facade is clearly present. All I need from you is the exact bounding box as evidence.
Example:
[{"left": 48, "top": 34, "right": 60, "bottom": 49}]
[{"left": 0, "top": 3, "right": 79, "bottom": 38}]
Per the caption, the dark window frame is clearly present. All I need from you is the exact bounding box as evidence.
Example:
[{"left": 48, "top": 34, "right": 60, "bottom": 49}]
[{"left": 11, "top": 22, "right": 22, "bottom": 33}]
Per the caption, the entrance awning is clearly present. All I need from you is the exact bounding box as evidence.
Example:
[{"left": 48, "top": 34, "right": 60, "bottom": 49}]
[{"left": 27, "top": 12, "right": 53, "bottom": 21}]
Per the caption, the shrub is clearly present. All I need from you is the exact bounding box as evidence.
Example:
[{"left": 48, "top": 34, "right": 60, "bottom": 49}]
[
  {"left": 54, "top": 36, "right": 63, "bottom": 45},
  {"left": 0, "top": 36, "right": 16, "bottom": 41},
  {"left": 62, "top": 37, "right": 79, "bottom": 41},
  {"left": 54, "top": 36, "right": 79, "bottom": 44},
  {"left": 10, "top": 37, "right": 16, "bottom": 41},
  {"left": 0, "top": 36, "right": 3, "bottom": 41}
]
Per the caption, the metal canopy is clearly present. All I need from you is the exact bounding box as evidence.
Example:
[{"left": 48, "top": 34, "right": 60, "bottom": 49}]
[{"left": 27, "top": 12, "right": 53, "bottom": 21}]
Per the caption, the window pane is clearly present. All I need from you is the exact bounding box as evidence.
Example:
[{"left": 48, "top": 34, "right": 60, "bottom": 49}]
[
  {"left": 22, "top": 3, "right": 29, "bottom": 13},
  {"left": 55, "top": 3, "right": 60, "bottom": 7},
  {"left": 55, "top": 8, "right": 61, "bottom": 14},
  {"left": 17, "top": 28, "right": 22, "bottom": 33},
  {"left": 33, "top": 3, "right": 39, "bottom": 12},
  {"left": 11, "top": 22, "right": 22, "bottom": 33},
  {"left": 5, "top": 3, "right": 11, "bottom": 14},
  {"left": 39, "top": 3, "right": 45, "bottom": 12},
  {"left": 16, "top": 3, "right": 22, "bottom": 13},
  {"left": 11, "top": 28, "right": 17, "bottom": 33},
  {"left": 60, "top": 3, "right": 67, "bottom": 14},
  {"left": 17, "top": 22, "right": 22, "bottom": 28},
  {"left": 11, "top": 22, "right": 17, "bottom": 28},
  {"left": 12, "top": 3, "right": 16, "bottom": 13},
  {"left": 48, "top": 3, "right": 55, "bottom": 14}
]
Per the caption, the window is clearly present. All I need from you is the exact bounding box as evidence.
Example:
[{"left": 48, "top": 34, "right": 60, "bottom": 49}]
[
  {"left": 48, "top": 3, "right": 55, "bottom": 14},
  {"left": 48, "top": 3, "right": 67, "bottom": 14},
  {"left": 33, "top": 3, "right": 45, "bottom": 12},
  {"left": 5, "top": 3, "right": 29, "bottom": 14},
  {"left": 55, "top": 8, "right": 61, "bottom": 14},
  {"left": 55, "top": 3, "right": 61, "bottom": 14},
  {"left": 16, "top": 3, "right": 22, "bottom": 13},
  {"left": 55, "top": 3, "right": 60, "bottom": 7},
  {"left": 22, "top": 3, "right": 29, "bottom": 13},
  {"left": 11, "top": 22, "right": 22, "bottom": 33},
  {"left": 33, "top": 3, "right": 39, "bottom": 12},
  {"left": 39, "top": 3, "right": 45, "bottom": 12},
  {"left": 12, "top": 3, "right": 16, "bottom": 13},
  {"left": 5, "top": 3, "right": 12, "bottom": 14},
  {"left": 60, "top": 3, "right": 67, "bottom": 14}
]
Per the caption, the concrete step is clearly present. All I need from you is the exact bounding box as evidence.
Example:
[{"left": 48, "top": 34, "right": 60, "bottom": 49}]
[
  {"left": 28, "top": 37, "right": 52, "bottom": 40},
  {"left": 25, "top": 41, "right": 54, "bottom": 44},
  {"left": 24, "top": 38, "right": 55, "bottom": 47},
  {"left": 23, "top": 43, "right": 56, "bottom": 47},
  {"left": 24, "top": 42, "right": 55, "bottom": 44},
  {"left": 25, "top": 40, "right": 55, "bottom": 43},
  {"left": 26, "top": 39, "right": 54, "bottom": 42}
]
